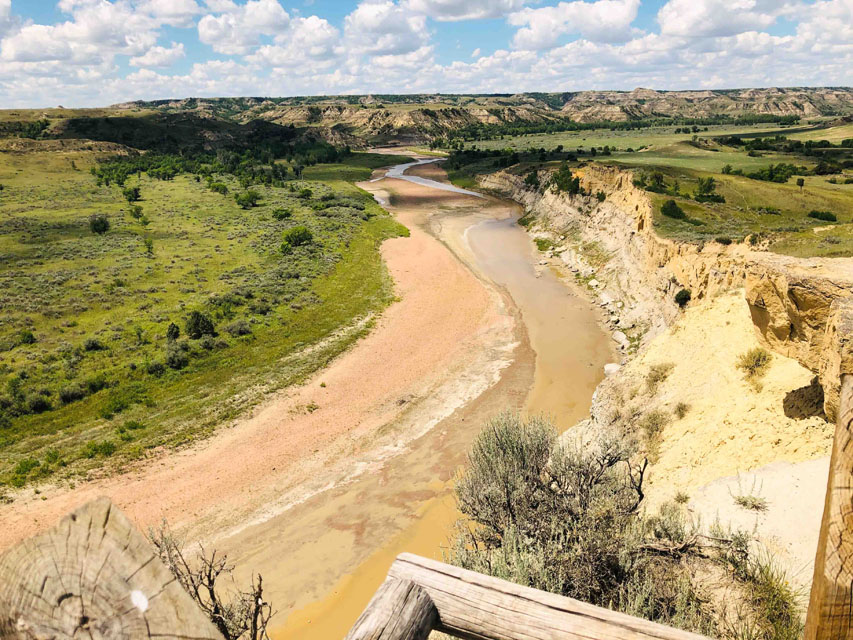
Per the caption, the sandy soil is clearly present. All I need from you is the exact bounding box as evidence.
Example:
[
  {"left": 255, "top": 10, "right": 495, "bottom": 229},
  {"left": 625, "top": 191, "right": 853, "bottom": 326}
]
[
  {"left": 618, "top": 290, "right": 833, "bottom": 582},
  {"left": 0, "top": 162, "right": 514, "bottom": 554}
]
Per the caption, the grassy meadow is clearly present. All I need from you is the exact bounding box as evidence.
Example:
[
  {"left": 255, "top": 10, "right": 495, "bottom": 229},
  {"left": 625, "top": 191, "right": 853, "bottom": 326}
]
[
  {"left": 459, "top": 120, "right": 853, "bottom": 257},
  {"left": 0, "top": 147, "right": 407, "bottom": 491}
]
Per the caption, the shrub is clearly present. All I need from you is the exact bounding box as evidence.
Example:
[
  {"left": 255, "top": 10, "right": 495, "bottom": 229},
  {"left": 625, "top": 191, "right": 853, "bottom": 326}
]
[
  {"left": 737, "top": 347, "right": 772, "bottom": 381},
  {"left": 26, "top": 394, "right": 52, "bottom": 414},
  {"left": 716, "top": 236, "right": 732, "bottom": 245},
  {"left": 84, "top": 337, "right": 106, "bottom": 352},
  {"left": 83, "top": 440, "right": 116, "bottom": 458},
  {"left": 186, "top": 311, "right": 216, "bottom": 339},
  {"left": 282, "top": 225, "right": 313, "bottom": 249},
  {"left": 808, "top": 210, "right": 837, "bottom": 222},
  {"left": 147, "top": 361, "right": 166, "bottom": 376},
  {"left": 272, "top": 208, "right": 292, "bottom": 220},
  {"left": 674, "top": 288, "right": 691, "bottom": 308},
  {"left": 85, "top": 373, "right": 109, "bottom": 393},
  {"left": 165, "top": 343, "right": 190, "bottom": 370},
  {"left": 59, "top": 383, "right": 87, "bottom": 404},
  {"left": 596, "top": 191, "right": 606, "bottom": 202},
  {"left": 674, "top": 402, "right": 690, "bottom": 419},
  {"left": 209, "top": 182, "right": 229, "bottom": 195},
  {"left": 661, "top": 200, "right": 685, "bottom": 220},
  {"left": 299, "top": 188, "right": 313, "bottom": 199},
  {"left": 235, "top": 190, "right": 261, "bottom": 209},
  {"left": 646, "top": 363, "right": 674, "bottom": 394},
  {"left": 639, "top": 409, "right": 670, "bottom": 442},
  {"left": 122, "top": 186, "right": 141, "bottom": 202},
  {"left": 18, "top": 329, "right": 36, "bottom": 345},
  {"left": 89, "top": 214, "right": 110, "bottom": 234},
  {"left": 129, "top": 204, "right": 143, "bottom": 219},
  {"left": 166, "top": 322, "right": 180, "bottom": 341},
  {"left": 224, "top": 319, "right": 252, "bottom": 337}
]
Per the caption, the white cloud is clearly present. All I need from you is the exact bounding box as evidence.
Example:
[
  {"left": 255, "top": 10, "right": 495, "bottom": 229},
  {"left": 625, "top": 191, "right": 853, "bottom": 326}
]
[
  {"left": 657, "top": 0, "right": 791, "bottom": 38},
  {"left": 471, "top": 47, "right": 480, "bottom": 57},
  {"left": 198, "top": 0, "right": 290, "bottom": 54},
  {"left": 509, "top": 0, "right": 641, "bottom": 50},
  {"left": 137, "top": 0, "right": 203, "bottom": 28},
  {"left": 404, "top": 0, "right": 528, "bottom": 21},
  {"left": 1, "top": 24, "right": 74, "bottom": 62},
  {"left": 344, "top": 1, "right": 429, "bottom": 55},
  {"left": 130, "top": 42, "right": 186, "bottom": 67},
  {"left": 248, "top": 16, "right": 342, "bottom": 70}
]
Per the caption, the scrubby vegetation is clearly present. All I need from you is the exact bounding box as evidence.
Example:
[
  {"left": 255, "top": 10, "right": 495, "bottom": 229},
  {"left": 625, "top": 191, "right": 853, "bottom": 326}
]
[
  {"left": 0, "top": 146, "right": 408, "bottom": 488},
  {"left": 448, "top": 414, "right": 804, "bottom": 639},
  {"left": 738, "top": 348, "right": 772, "bottom": 391}
]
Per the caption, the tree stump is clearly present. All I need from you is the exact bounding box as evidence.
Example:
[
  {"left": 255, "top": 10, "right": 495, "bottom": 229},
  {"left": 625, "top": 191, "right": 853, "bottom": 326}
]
[{"left": 0, "top": 497, "right": 222, "bottom": 640}]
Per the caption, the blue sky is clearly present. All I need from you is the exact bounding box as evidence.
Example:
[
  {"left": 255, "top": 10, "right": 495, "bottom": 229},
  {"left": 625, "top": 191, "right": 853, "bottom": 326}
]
[{"left": 0, "top": 0, "right": 849, "bottom": 107}]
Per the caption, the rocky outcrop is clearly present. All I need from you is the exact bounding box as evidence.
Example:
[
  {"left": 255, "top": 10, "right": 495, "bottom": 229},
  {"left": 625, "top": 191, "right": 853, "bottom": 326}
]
[{"left": 479, "top": 165, "right": 853, "bottom": 419}]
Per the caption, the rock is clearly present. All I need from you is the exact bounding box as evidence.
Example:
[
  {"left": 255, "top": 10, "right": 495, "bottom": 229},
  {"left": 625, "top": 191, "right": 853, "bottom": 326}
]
[
  {"left": 612, "top": 331, "right": 630, "bottom": 349},
  {"left": 589, "top": 279, "right": 600, "bottom": 288},
  {"left": 604, "top": 363, "right": 622, "bottom": 376},
  {"left": 610, "top": 315, "right": 620, "bottom": 324},
  {"left": 599, "top": 292, "right": 614, "bottom": 305}
]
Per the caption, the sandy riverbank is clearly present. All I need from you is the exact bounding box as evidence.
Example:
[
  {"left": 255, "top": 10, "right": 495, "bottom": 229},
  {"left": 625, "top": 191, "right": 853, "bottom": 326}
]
[{"left": 0, "top": 162, "right": 515, "bottom": 554}]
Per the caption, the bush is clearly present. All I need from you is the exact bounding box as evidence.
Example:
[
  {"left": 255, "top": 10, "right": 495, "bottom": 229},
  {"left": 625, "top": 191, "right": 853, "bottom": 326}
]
[
  {"left": 83, "top": 440, "right": 117, "bottom": 458},
  {"left": 147, "top": 361, "right": 166, "bottom": 376},
  {"left": 737, "top": 347, "right": 772, "bottom": 381},
  {"left": 272, "top": 208, "right": 292, "bottom": 220},
  {"left": 282, "top": 225, "right": 313, "bottom": 249},
  {"left": 59, "top": 383, "right": 88, "bottom": 404},
  {"left": 596, "top": 191, "right": 606, "bottom": 202},
  {"left": 674, "top": 288, "right": 691, "bottom": 308},
  {"left": 224, "top": 319, "right": 252, "bottom": 337},
  {"left": 299, "top": 188, "right": 313, "bottom": 199},
  {"left": 85, "top": 373, "right": 109, "bottom": 393},
  {"left": 186, "top": 311, "right": 216, "bottom": 339},
  {"left": 646, "top": 363, "right": 674, "bottom": 394},
  {"left": 661, "top": 200, "right": 685, "bottom": 220},
  {"left": 165, "top": 343, "right": 190, "bottom": 370},
  {"left": 84, "top": 337, "right": 106, "bottom": 352},
  {"left": 209, "top": 182, "right": 229, "bottom": 195},
  {"left": 129, "top": 204, "right": 143, "bottom": 219},
  {"left": 122, "top": 186, "right": 141, "bottom": 202},
  {"left": 808, "top": 210, "right": 837, "bottom": 222},
  {"left": 166, "top": 322, "right": 180, "bottom": 341},
  {"left": 716, "top": 236, "right": 732, "bottom": 245},
  {"left": 26, "top": 394, "right": 52, "bottom": 414},
  {"left": 235, "top": 190, "right": 261, "bottom": 209},
  {"left": 674, "top": 402, "right": 690, "bottom": 419},
  {"left": 18, "top": 329, "right": 36, "bottom": 345},
  {"left": 89, "top": 214, "right": 110, "bottom": 235}
]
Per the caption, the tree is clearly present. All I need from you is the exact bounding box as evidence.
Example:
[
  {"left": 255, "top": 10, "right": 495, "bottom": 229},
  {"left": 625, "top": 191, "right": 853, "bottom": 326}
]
[
  {"left": 129, "top": 204, "right": 143, "bottom": 219},
  {"left": 797, "top": 177, "right": 805, "bottom": 193},
  {"left": 143, "top": 237, "right": 154, "bottom": 255},
  {"left": 281, "top": 225, "right": 313, "bottom": 251},
  {"left": 166, "top": 322, "right": 180, "bottom": 341},
  {"left": 675, "top": 288, "right": 692, "bottom": 308},
  {"left": 722, "top": 164, "right": 733, "bottom": 175},
  {"left": 235, "top": 190, "right": 260, "bottom": 209},
  {"left": 660, "top": 200, "right": 685, "bottom": 219},
  {"left": 696, "top": 176, "right": 717, "bottom": 196},
  {"left": 122, "top": 186, "right": 141, "bottom": 202},
  {"left": 89, "top": 214, "right": 110, "bottom": 235},
  {"left": 186, "top": 311, "right": 216, "bottom": 339}
]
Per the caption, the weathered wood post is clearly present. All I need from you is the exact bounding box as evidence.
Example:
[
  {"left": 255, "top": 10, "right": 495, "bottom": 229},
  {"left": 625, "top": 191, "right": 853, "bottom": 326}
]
[
  {"left": 344, "top": 577, "right": 437, "bottom": 640},
  {"left": 806, "top": 374, "right": 853, "bottom": 639},
  {"left": 0, "top": 497, "right": 223, "bottom": 640}
]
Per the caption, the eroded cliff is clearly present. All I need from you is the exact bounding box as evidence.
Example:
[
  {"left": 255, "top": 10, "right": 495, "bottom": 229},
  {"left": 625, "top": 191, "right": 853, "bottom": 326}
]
[{"left": 479, "top": 164, "right": 853, "bottom": 419}]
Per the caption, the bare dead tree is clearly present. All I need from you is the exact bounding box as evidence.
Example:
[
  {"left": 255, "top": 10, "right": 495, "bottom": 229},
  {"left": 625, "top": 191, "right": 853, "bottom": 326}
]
[{"left": 148, "top": 522, "right": 274, "bottom": 640}]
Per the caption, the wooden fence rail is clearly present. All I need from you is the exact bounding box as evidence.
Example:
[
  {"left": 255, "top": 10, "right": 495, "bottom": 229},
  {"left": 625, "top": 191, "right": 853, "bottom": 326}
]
[{"left": 344, "top": 553, "right": 711, "bottom": 640}]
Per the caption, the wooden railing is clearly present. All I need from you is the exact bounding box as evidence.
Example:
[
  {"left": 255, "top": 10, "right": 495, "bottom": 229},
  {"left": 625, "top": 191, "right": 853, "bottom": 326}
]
[
  {"left": 1, "top": 352, "right": 851, "bottom": 639},
  {"left": 344, "top": 553, "right": 710, "bottom": 640}
]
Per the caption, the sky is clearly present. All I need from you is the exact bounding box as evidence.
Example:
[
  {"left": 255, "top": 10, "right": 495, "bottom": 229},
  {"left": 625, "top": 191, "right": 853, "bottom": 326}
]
[{"left": 0, "top": 0, "right": 850, "bottom": 108}]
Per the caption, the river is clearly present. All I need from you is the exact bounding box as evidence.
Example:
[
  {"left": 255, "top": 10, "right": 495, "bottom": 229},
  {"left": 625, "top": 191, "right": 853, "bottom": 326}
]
[{"left": 227, "top": 157, "right": 615, "bottom": 638}]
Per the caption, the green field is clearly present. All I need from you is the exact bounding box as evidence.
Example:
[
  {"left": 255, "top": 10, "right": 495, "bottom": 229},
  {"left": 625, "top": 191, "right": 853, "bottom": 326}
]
[
  {"left": 0, "top": 147, "right": 406, "bottom": 490},
  {"left": 453, "top": 120, "right": 853, "bottom": 257}
]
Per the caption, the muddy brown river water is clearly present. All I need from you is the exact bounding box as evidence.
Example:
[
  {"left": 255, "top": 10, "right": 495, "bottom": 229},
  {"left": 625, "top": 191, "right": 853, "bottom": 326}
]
[{"left": 225, "top": 159, "right": 615, "bottom": 639}]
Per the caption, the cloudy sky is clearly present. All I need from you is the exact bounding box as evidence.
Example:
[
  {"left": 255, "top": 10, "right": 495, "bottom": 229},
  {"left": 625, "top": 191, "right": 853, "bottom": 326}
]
[{"left": 0, "top": 0, "right": 851, "bottom": 107}]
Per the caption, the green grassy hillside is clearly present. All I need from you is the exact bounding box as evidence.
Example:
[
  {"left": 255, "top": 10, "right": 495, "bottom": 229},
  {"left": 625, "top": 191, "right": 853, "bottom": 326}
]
[{"left": 0, "top": 147, "right": 407, "bottom": 490}]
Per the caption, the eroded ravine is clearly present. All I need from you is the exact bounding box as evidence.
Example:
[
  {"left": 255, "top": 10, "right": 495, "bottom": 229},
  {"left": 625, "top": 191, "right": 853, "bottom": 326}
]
[{"left": 238, "top": 158, "right": 616, "bottom": 639}]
